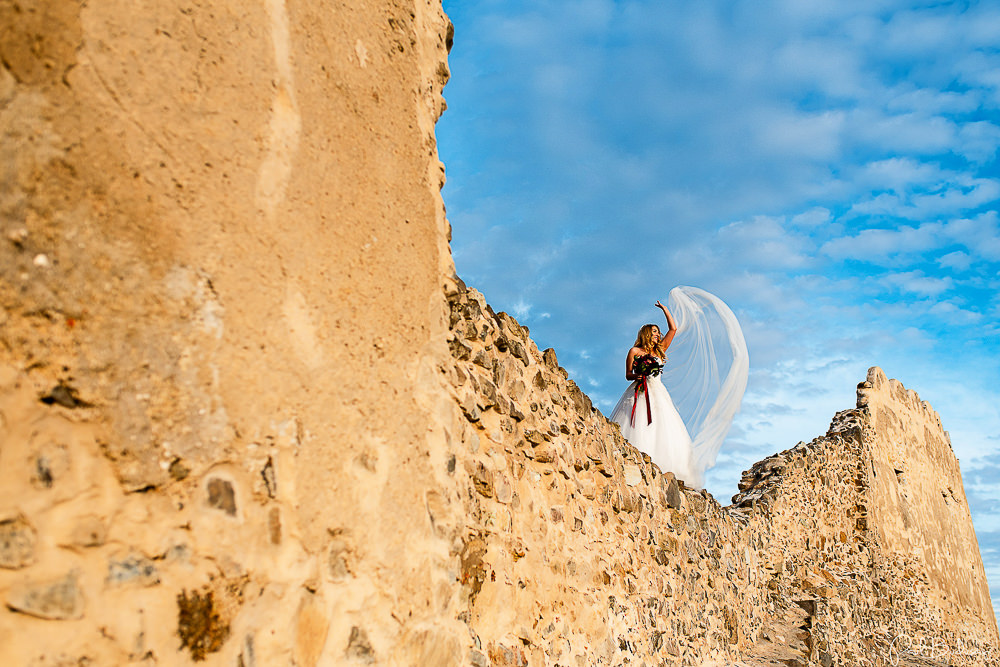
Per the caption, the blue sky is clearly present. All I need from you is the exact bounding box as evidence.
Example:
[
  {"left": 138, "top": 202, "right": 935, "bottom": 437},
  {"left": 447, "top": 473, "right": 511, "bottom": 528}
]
[{"left": 436, "top": 0, "right": 1000, "bottom": 621}]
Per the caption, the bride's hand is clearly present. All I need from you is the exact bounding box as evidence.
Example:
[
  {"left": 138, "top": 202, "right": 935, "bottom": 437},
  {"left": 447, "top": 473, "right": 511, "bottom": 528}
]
[{"left": 657, "top": 300, "right": 677, "bottom": 330}]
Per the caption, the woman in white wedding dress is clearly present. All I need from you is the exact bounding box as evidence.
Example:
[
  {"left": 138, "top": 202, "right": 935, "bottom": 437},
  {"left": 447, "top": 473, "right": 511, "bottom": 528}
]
[
  {"left": 609, "top": 287, "right": 750, "bottom": 489},
  {"left": 609, "top": 300, "right": 696, "bottom": 484}
]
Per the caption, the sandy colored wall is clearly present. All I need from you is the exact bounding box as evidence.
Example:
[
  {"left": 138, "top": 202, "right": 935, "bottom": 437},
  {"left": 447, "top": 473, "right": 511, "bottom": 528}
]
[
  {"left": 1, "top": 0, "right": 463, "bottom": 663},
  {"left": 859, "top": 368, "right": 996, "bottom": 636},
  {"left": 733, "top": 388, "right": 999, "bottom": 665}
]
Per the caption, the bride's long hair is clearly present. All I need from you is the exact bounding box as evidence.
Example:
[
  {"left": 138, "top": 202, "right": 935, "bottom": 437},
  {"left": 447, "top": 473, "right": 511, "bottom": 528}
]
[{"left": 634, "top": 324, "right": 665, "bottom": 359}]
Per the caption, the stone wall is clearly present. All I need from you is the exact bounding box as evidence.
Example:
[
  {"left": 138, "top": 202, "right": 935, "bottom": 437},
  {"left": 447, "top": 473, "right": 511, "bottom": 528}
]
[
  {"left": 2, "top": 2, "right": 998, "bottom": 666},
  {"left": 443, "top": 285, "right": 773, "bottom": 666},
  {"left": 732, "top": 378, "right": 999, "bottom": 666},
  {"left": 861, "top": 369, "right": 994, "bottom": 626},
  {"left": 444, "top": 288, "right": 999, "bottom": 667},
  {"left": 1, "top": 0, "right": 465, "bottom": 664}
]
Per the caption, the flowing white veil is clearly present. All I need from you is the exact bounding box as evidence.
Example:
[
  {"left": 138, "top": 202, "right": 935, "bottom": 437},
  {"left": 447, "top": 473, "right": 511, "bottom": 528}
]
[{"left": 661, "top": 286, "right": 749, "bottom": 488}]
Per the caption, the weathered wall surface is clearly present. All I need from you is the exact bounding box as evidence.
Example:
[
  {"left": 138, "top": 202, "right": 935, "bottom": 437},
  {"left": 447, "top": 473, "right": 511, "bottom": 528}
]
[
  {"left": 732, "top": 374, "right": 999, "bottom": 666},
  {"left": 1, "top": 0, "right": 465, "bottom": 664},
  {"left": 2, "top": 2, "right": 998, "bottom": 666},
  {"left": 860, "top": 368, "right": 993, "bottom": 624}
]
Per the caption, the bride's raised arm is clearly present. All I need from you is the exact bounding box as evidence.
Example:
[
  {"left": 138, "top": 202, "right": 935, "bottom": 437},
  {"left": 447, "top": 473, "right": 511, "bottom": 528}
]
[{"left": 655, "top": 300, "right": 678, "bottom": 351}]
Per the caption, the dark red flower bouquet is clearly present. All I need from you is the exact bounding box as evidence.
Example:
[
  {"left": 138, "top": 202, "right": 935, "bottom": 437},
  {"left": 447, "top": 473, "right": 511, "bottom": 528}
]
[
  {"left": 630, "top": 354, "right": 662, "bottom": 427},
  {"left": 632, "top": 354, "right": 663, "bottom": 380}
]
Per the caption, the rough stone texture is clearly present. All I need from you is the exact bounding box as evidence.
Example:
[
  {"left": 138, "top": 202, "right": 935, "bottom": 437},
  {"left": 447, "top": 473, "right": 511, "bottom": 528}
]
[
  {"left": 1, "top": 1, "right": 997, "bottom": 666},
  {"left": 444, "top": 287, "right": 999, "bottom": 666},
  {"left": 729, "top": 368, "right": 999, "bottom": 667},
  {"left": 7, "top": 571, "right": 84, "bottom": 620},
  {"left": 0, "top": 514, "right": 36, "bottom": 568}
]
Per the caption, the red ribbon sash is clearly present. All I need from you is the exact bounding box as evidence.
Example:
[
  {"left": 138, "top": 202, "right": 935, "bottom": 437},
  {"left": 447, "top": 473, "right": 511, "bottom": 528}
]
[{"left": 629, "top": 376, "right": 652, "bottom": 427}]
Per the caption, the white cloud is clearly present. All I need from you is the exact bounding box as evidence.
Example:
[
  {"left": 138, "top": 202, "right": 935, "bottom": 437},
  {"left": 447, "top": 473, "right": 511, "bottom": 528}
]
[
  {"left": 821, "top": 223, "right": 943, "bottom": 264},
  {"left": 938, "top": 250, "right": 972, "bottom": 272},
  {"left": 908, "top": 178, "right": 1000, "bottom": 218},
  {"left": 956, "top": 122, "right": 1000, "bottom": 164},
  {"left": 771, "top": 38, "right": 867, "bottom": 100},
  {"left": 848, "top": 192, "right": 905, "bottom": 217},
  {"left": 882, "top": 9, "right": 964, "bottom": 56},
  {"left": 838, "top": 164, "right": 1000, "bottom": 222},
  {"left": 855, "top": 157, "right": 944, "bottom": 193},
  {"left": 820, "top": 208, "right": 1000, "bottom": 267},
  {"left": 882, "top": 271, "right": 955, "bottom": 297},
  {"left": 885, "top": 86, "right": 982, "bottom": 116},
  {"left": 944, "top": 212, "right": 1000, "bottom": 261},
  {"left": 713, "top": 216, "right": 815, "bottom": 270},
  {"left": 511, "top": 299, "right": 532, "bottom": 320},
  {"left": 847, "top": 109, "right": 956, "bottom": 155},
  {"left": 791, "top": 207, "right": 832, "bottom": 227},
  {"left": 755, "top": 108, "right": 846, "bottom": 160},
  {"left": 927, "top": 299, "right": 983, "bottom": 325}
]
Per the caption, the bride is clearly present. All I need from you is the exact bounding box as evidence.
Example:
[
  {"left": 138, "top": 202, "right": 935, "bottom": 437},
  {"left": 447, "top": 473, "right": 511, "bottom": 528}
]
[
  {"left": 609, "top": 301, "right": 696, "bottom": 484},
  {"left": 609, "top": 287, "right": 749, "bottom": 489}
]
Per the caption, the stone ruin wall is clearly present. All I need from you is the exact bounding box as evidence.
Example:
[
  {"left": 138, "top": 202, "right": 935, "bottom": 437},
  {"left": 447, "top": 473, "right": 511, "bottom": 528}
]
[
  {"left": 443, "top": 285, "right": 772, "bottom": 665},
  {"left": 445, "top": 287, "right": 999, "bottom": 667},
  {"left": 860, "top": 370, "right": 994, "bottom": 623},
  {"left": 1, "top": 0, "right": 466, "bottom": 664},
  {"left": 1, "top": 2, "right": 998, "bottom": 666},
  {"left": 730, "top": 369, "right": 999, "bottom": 665}
]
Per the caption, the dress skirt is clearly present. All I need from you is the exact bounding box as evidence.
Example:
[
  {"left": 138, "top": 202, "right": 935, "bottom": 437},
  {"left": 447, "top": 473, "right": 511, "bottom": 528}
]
[{"left": 609, "top": 374, "right": 695, "bottom": 485}]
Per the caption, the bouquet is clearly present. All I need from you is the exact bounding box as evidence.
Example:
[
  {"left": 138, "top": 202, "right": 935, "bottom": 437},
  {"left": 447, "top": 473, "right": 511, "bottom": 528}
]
[
  {"left": 632, "top": 354, "right": 663, "bottom": 379},
  {"left": 629, "top": 354, "right": 662, "bottom": 427}
]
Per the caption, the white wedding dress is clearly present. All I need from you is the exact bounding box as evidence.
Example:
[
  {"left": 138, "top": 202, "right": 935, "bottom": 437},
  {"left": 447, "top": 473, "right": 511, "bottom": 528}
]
[
  {"left": 609, "top": 286, "right": 750, "bottom": 490},
  {"left": 610, "top": 367, "right": 696, "bottom": 484}
]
